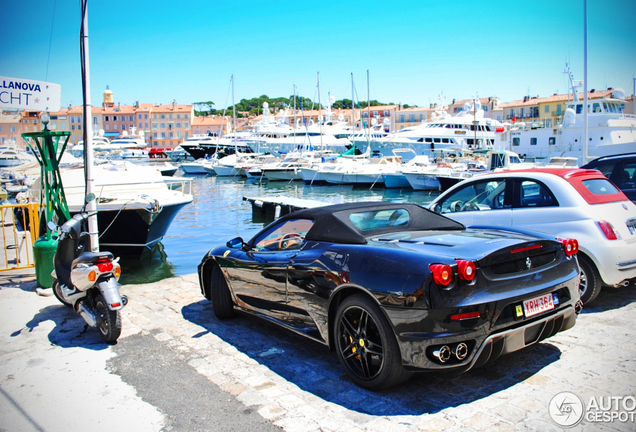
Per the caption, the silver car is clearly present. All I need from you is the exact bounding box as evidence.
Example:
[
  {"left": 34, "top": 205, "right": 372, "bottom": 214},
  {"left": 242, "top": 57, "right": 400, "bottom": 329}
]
[{"left": 429, "top": 168, "right": 636, "bottom": 304}]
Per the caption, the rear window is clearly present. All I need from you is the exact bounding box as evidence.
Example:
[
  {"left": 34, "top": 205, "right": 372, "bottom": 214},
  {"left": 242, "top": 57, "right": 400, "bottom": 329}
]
[
  {"left": 568, "top": 175, "right": 628, "bottom": 204},
  {"left": 582, "top": 179, "right": 620, "bottom": 195},
  {"left": 349, "top": 209, "right": 410, "bottom": 231}
]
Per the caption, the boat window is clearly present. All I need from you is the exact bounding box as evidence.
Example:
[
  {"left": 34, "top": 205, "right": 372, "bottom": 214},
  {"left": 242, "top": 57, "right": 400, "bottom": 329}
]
[
  {"left": 593, "top": 103, "right": 601, "bottom": 113},
  {"left": 576, "top": 104, "right": 583, "bottom": 114},
  {"left": 349, "top": 209, "right": 410, "bottom": 231},
  {"left": 549, "top": 137, "right": 556, "bottom": 145},
  {"left": 253, "top": 218, "right": 314, "bottom": 252},
  {"left": 518, "top": 180, "right": 557, "bottom": 208},
  {"left": 512, "top": 138, "right": 520, "bottom": 146},
  {"left": 530, "top": 138, "right": 537, "bottom": 146},
  {"left": 437, "top": 179, "right": 507, "bottom": 213}
]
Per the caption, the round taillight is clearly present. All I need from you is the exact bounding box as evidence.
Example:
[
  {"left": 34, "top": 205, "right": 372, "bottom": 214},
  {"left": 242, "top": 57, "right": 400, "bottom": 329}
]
[
  {"left": 562, "top": 239, "right": 579, "bottom": 257},
  {"left": 456, "top": 260, "right": 477, "bottom": 281},
  {"left": 430, "top": 264, "right": 453, "bottom": 286}
]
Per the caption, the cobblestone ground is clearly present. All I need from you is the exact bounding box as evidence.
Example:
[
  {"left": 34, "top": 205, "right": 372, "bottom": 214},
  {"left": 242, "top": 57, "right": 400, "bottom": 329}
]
[{"left": 118, "top": 274, "right": 636, "bottom": 432}]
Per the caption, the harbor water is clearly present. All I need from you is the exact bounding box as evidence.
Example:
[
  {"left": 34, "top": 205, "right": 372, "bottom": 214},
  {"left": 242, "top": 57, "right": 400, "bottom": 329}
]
[{"left": 118, "top": 172, "right": 440, "bottom": 284}]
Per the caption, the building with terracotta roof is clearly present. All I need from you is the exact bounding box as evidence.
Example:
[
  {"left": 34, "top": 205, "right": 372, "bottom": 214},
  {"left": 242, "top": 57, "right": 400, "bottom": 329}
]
[
  {"left": 0, "top": 111, "right": 22, "bottom": 146},
  {"left": 192, "top": 115, "right": 250, "bottom": 136},
  {"left": 501, "top": 89, "right": 614, "bottom": 128},
  {"left": 148, "top": 102, "right": 194, "bottom": 149},
  {"left": 394, "top": 106, "right": 435, "bottom": 130}
]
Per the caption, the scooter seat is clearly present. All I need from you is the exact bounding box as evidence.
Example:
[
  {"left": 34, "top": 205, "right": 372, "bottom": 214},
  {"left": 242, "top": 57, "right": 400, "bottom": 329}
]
[{"left": 72, "top": 251, "right": 115, "bottom": 267}]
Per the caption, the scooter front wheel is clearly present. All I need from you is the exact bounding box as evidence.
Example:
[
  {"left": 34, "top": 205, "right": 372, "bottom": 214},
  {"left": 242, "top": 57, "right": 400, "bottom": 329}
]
[
  {"left": 94, "top": 293, "right": 121, "bottom": 344},
  {"left": 52, "top": 279, "right": 72, "bottom": 308}
]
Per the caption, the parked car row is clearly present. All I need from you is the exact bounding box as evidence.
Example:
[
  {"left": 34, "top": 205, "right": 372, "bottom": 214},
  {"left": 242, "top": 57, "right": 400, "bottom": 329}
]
[{"left": 196, "top": 163, "right": 635, "bottom": 390}]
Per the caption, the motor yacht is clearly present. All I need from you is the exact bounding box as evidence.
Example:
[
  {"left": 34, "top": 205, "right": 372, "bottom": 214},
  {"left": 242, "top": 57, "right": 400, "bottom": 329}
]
[
  {"left": 357, "top": 100, "right": 505, "bottom": 158},
  {"left": 28, "top": 161, "right": 193, "bottom": 255}
]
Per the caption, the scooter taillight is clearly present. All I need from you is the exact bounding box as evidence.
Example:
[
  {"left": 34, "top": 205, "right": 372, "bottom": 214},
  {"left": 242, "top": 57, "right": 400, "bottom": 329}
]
[{"left": 96, "top": 262, "right": 113, "bottom": 273}]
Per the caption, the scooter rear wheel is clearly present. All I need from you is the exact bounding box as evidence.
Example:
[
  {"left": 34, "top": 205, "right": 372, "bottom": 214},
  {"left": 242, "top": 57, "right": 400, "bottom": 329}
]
[
  {"left": 95, "top": 293, "right": 121, "bottom": 344},
  {"left": 52, "top": 279, "right": 72, "bottom": 308}
]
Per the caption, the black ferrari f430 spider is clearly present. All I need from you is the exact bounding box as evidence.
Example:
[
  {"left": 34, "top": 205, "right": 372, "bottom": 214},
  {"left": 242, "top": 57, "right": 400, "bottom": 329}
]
[{"left": 198, "top": 202, "right": 582, "bottom": 389}]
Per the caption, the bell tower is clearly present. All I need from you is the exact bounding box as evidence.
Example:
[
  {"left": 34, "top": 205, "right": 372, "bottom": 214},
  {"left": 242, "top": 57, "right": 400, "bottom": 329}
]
[{"left": 103, "top": 86, "right": 114, "bottom": 108}]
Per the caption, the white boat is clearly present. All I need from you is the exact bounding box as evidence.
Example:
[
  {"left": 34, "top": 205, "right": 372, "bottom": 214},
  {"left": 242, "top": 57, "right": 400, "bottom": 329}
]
[
  {"left": 0, "top": 146, "right": 37, "bottom": 168},
  {"left": 69, "top": 136, "right": 111, "bottom": 157},
  {"left": 121, "top": 148, "right": 149, "bottom": 159},
  {"left": 211, "top": 154, "right": 242, "bottom": 177},
  {"left": 180, "top": 159, "right": 213, "bottom": 175},
  {"left": 261, "top": 152, "right": 324, "bottom": 181},
  {"left": 71, "top": 129, "right": 149, "bottom": 157},
  {"left": 165, "top": 145, "right": 194, "bottom": 162},
  {"left": 357, "top": 99, "right": 505, "bottom": 158},
  {"left": 239, "top": 154, "right": 278, "bottom": 178},
  {"left": 246, "top": 101, "right": 354, "bottom": 156},
  {"left": 382, "top": 154, "right": 432, "bottom": 188},
  {"left": 502, "top": 87, "right": 636, "bottom": 162},
  {"left": 435, "top": 149, "right": 537, "bottom": 191},
  {"left": 29, "top": 161, "right": 193, "bottom": 253}
]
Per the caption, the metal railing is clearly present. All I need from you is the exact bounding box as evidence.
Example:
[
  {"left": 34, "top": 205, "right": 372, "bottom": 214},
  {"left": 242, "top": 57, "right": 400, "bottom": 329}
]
[{"left": 0, "top": 203, "right": 40, "bottom": 271}]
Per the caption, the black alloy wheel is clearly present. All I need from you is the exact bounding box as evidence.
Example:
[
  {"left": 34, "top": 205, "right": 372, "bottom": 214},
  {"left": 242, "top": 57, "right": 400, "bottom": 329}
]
[{"left": 334, "top": 294, "right": 411, "bottom": 390}]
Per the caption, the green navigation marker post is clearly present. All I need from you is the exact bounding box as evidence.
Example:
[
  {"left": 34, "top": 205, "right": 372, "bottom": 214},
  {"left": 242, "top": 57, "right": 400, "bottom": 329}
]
[{"left": 21, "top": 113, "right": 71, "bottom": 288}]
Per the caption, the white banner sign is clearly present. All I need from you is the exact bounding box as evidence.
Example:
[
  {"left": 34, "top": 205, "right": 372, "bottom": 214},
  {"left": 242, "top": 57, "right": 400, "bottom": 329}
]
[{"left": 0, "top": 76, "right": 61, "bottom": 112}]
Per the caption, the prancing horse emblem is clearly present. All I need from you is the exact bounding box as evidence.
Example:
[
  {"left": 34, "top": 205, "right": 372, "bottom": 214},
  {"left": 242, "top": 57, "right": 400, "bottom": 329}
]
[{"left": 526, "top": 257, "right": 532, "bottom": 269}]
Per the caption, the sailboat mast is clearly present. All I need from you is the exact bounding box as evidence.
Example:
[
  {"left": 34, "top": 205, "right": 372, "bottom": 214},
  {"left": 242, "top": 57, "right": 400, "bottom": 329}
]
[
  {"left": 318, "top": 72, "right": 323, "bottom": 152},
  {"left": 351, "top": 73, "right": 355, "bottom": 141},
  {"left": 582, "top": 0, "right": 589, "bottom": 165},
  {"left": 80, "top": 0, "right": 98, "bottom": 252},
  {"left": 232, "top": 74, "right": 237, "bottom": 155},
  {"left": 367, "top": 69, "right": 371, "bottom": 157}
]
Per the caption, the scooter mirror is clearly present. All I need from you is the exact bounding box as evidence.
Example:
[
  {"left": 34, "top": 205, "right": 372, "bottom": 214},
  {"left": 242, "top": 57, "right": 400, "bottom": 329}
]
[
  {"left": 85, "top": 193, "right": 96, "bottom": 203},
  {"left": 47, "top": 221, "right": 57, "bottom": 231}
]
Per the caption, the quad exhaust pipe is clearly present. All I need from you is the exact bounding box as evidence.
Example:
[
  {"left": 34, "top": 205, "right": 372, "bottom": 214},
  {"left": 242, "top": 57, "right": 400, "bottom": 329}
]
[{"left": 432, "top": 342, "right": 469, "bottom": 363}]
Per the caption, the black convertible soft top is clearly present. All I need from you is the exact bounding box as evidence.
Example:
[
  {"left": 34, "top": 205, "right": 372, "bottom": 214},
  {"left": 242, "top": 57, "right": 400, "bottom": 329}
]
[{"left": 272, "top": 201, "right": 465, "bottom": 245}]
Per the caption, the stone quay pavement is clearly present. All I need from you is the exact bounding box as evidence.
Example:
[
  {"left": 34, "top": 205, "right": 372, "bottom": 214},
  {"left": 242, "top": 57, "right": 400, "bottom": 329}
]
[{"left": 1, "top": 269, "right": 635, "bottom": 432}]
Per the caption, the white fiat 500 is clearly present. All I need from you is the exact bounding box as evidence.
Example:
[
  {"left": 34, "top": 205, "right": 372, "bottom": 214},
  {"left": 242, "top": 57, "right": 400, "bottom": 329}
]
[{"left": 429, "top": 168, "right": 636, "bottom": 304}]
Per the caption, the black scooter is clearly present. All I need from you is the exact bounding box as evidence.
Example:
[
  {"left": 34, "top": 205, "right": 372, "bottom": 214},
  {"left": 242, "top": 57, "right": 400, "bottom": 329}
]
[{"left": 48, "top": 212, "right": 126, "bottom": 343}]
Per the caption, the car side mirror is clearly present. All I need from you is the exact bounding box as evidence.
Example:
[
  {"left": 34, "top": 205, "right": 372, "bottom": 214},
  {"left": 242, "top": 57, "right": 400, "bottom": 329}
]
[
  {"left": 47, "top": 221, "right": 58, "bottom": 231},
  {"left": 226, "top": 237, "right": 246, "bottom": 249},
  {"left": 432, "top": 203, "right": 442, "bottom": 214}
]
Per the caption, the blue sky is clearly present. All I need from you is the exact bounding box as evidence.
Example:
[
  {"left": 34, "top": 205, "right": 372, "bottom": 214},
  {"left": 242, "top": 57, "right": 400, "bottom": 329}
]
[{"left": 2, "top": 0, "right": 635, "bottom": 109}]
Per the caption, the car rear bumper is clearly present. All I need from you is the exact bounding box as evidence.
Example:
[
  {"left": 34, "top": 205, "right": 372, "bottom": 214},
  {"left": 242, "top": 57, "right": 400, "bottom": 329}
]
[
  {"left": 387, "top": 278, "right": 581, "bottom": 372},
  {"left": 397, "top": 304, "right": 578, "bottom": 372}
]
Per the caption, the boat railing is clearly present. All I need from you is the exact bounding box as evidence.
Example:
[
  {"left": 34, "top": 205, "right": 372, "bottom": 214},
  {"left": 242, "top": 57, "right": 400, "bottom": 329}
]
[{"left": 0, "top": 202, "right": 41, "bottom": 271}]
